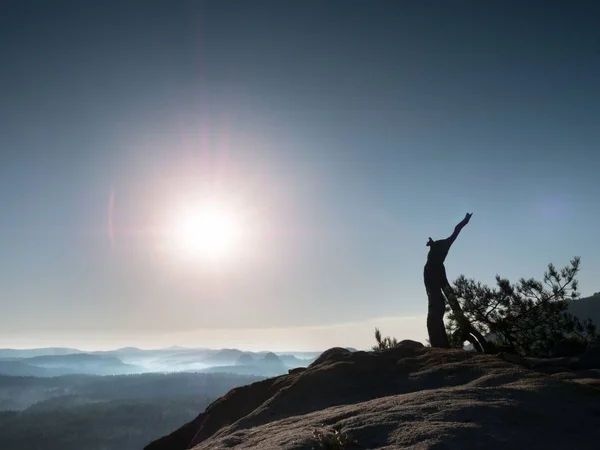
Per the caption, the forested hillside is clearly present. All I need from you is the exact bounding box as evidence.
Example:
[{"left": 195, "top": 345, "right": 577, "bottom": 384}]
[{"left": 0, "top": 372, "right": 263, "bottom": 450}]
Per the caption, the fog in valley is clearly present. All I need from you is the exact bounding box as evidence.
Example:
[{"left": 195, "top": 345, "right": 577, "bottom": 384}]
[{"left": 0, "top": 345, "right": 325, "bottom": 449}]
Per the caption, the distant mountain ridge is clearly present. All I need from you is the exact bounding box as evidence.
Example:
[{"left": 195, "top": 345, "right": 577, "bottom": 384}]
[
  {"left": 0, "top": 360, "right": 67, "bottom": 377},
  {"left": 202, "top": 349, "right": 246, "bottom": 365},
  {"left": 24, "top": 354, "right": 124, "bottom": 365},
  {"left": 0, "top": 346, "right": 318, "bottom": 377},
  {"left": 0, "top": 353, "right": 142, "bottom": 376},
  {"left": 0, "top": 348, "right": 82, "bottom": 359},
  {"left": 569, "top": 292, "right": 600, "bottom": 326}
]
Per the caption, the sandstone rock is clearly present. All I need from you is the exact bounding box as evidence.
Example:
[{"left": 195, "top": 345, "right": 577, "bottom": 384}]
[
  {"left": 145, "top": 346, "right": 600, "bottom": 449},
  {"left": 396, "top": 339, "right": 424, "bottom": 349},
  {"left": 308, "top": 346, "right": 352, "bottom": 367}
]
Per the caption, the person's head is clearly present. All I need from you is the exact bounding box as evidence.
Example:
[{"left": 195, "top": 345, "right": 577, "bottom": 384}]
[{"left": 426, "top": 237, "right": 434, "bottom": 247}]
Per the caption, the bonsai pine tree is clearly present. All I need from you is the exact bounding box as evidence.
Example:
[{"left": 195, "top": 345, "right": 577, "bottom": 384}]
[{"left": 446, "top": 257, "right": 597, "bottom": 356}]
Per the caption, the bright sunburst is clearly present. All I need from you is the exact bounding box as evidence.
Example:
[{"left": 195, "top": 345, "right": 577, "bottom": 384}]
[{"left": 169, "top": 201, "right": 243, "bottom": 262}]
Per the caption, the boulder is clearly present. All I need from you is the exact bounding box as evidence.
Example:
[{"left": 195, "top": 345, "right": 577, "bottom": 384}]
[{"left": 396, "top": 339, "right": 424, "bottom": 349}]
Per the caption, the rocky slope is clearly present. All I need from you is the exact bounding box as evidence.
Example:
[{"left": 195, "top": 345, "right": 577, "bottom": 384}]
[{"left": 145, "top": 342, "right": 600, "bottom": 450}]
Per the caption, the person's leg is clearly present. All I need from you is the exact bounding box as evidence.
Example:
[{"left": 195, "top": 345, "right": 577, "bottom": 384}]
[{"left": 426, "top": 286, "right": 450, "bottom": 348}]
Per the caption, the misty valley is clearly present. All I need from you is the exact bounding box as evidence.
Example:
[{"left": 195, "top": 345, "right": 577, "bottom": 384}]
[{"left": 0, "top": 347, "right": 319, "bottom": 450}]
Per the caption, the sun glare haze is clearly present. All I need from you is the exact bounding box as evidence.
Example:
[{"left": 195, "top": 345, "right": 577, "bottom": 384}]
[{"left": 168, "top": 198, "right": 244, "bottom": 262}]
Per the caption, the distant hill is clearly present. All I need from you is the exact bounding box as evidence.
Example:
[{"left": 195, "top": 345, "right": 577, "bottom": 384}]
[
  {"left": 0, "top": 347, "right": 324, "bottom": 375},
  {"left": 0, "top": 348, "right": 82, "bottom": 359},
  {"left": 0, "top": 361, "right": 68, "bottom": 377},
  {"left": 236, "top": 353, "right": 254, "bottom": 365},
  {"left": 163, "top": 345, "right": 190, "bottom": 351},
  {"left": 277, "top": 354, "right": 311, "bottom": 368},
  {"left": 200, "top": 353, "right": 288, "bottom": 377},
  {"left": 154, "top": 349, "right": 217, "bottom": 365},
  {"left": 277, "top": 351, "right": 323, "bottom": 360},
  {"left": 569, "top": 292, "right": 600, "bottom": 326},
  {"left": 261, "top": 353, "right": 286, "bottom": 372},
  {"left": 0, "top": 371, "right": 264, "bottom": 449},
  {"left": 116, "top": 346, "right": 144, "bottom": 352},
  {"left": 199, "top": 362, "right": 287, "bottom": 377},
  {"left": 201, "top": 349, "right": 245, "bottom": 366},
  {"left": 24, "top": 353, "right": 124, "bottom": 365},
  {"left": 0, "top": 371, "right": 264, "bottom": 411},
  {"left": 198, "top": 364, "right": 285, "bottom": 377},
  {"left": 15, "top": 353, "right": 143, "bottom": 376}
]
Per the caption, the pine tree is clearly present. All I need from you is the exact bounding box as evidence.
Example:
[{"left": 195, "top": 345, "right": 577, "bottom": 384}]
[{"left": 446, "top": 257, "right": 597, "bottom": 356}]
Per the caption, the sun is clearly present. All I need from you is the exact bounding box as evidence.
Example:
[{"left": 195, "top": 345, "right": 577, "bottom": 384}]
[{"left": 170, "top": 201, "right": 243, "bottom": 261}]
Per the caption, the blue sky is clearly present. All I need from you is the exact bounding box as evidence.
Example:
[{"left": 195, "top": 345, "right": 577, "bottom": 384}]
[{"left": 1, "top": 0, "right": 599, "bottom": 351}]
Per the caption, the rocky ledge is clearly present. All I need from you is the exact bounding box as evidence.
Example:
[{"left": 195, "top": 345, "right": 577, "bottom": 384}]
[{"left": 145, "top": 341, "right": 600, "bottom": 449}]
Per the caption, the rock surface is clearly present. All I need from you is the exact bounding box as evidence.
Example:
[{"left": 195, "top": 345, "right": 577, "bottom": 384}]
[{"left": 145, "top": 346, "right": 600, "bottom": 450}]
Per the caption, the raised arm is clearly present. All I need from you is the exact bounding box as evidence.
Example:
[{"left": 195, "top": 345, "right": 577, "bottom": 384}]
[{"left": 447, "top": 212, "right": 473, "bottom": 244}]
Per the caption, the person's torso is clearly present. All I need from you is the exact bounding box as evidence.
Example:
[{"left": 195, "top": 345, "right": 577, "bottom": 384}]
[{"left": 426, "top": 239, "right": 451, "bottom": 267}]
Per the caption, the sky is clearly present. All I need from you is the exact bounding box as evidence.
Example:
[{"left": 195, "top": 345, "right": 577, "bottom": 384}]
[{"left": 1, "top": 0, "right": 599, "bottom": 351}]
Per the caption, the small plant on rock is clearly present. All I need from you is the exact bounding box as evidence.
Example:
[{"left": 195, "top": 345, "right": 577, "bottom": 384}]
[
  {"left": 312, "top": 426, "right": 358, "bottom": 449},
  {"left": 372, "top": 328, "right": 402, "bottom": 352}
]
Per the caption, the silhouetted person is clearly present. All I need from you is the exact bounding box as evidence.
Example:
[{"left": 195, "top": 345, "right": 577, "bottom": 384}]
[{"left": 424, "top": 213, "right": 472, "bottom": 348}]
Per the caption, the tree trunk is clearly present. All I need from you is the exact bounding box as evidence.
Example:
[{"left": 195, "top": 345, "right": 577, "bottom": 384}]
[{"left": 443, "top": 286, "right": 494, "bottom": 353}]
